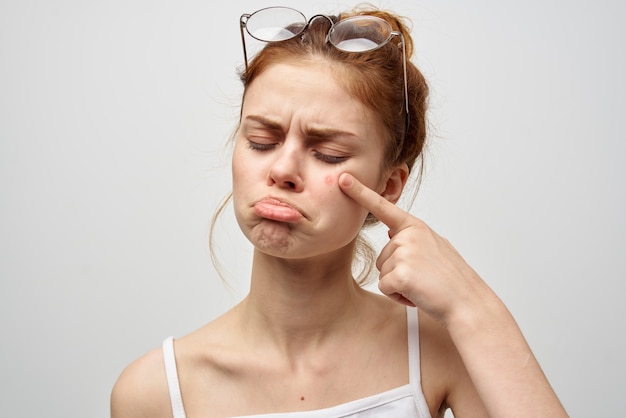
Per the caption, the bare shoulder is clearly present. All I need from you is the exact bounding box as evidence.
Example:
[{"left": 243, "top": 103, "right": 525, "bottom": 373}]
[
  {"left": 110, "top": 345, "right": 172, "bottom": 418},
  {"left": 418, "top": 309, "right": 487, "bottom": 417},
  {"left": 110, "top": 310, "right": 239, "bottom": 418}
]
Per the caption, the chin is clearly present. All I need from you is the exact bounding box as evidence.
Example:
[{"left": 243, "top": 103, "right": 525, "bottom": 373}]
[{"left": 246, "top": 219, "right": 295, "bottom": 254}]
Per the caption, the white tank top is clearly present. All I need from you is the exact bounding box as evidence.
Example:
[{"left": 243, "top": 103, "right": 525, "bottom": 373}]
[{"left": 162, "top": 306, "right": 432, "bottom": 418}]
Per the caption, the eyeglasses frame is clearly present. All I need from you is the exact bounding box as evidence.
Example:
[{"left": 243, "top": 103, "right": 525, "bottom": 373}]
[{"left": 239, "top": 6, "right": 409, "bottom": 118}]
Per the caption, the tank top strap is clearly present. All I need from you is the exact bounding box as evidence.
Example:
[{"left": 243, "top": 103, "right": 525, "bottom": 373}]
[
  {"left": 162, "top": 336, "right": 187, "bottom": 418},
  {"left": 406, "top": 306, "right": 432, "bottom": 417}
]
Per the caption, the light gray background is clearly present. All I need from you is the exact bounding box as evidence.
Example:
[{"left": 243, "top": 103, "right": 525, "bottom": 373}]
[{"left": 1, "top": 0, "right": 624, "bottom": 417}]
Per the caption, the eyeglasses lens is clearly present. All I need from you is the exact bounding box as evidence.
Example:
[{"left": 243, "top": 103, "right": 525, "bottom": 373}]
[
  {"left": 329, "top": 17, "right": 392, "bottom": 52},
  {"left": 246, "top": 7, "right": 306, "bottom": 41}
]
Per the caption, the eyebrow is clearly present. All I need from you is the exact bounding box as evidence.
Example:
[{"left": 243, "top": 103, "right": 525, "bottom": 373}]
[
  {"left": 243, "top": 115, "right": 358, "bottom": 142},
  {"left": 305, "top": 126, "right": 359, "bottom": 142},
  {"left": 242, "top": 115, "right": 284, "bottom": 132}
]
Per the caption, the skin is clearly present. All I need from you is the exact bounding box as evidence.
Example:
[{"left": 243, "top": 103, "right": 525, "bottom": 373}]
[{"left": 110, "top": 60, "right": 567, "bottom": 418}]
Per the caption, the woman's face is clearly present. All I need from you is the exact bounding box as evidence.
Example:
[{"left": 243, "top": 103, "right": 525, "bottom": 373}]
[{"left": 232, "top": 61, "right": 390, "bottom": 260}]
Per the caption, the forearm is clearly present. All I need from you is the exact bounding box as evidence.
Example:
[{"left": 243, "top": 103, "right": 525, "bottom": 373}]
[{"left": 447, "top": 288, "right": 567, "bottom": 417}]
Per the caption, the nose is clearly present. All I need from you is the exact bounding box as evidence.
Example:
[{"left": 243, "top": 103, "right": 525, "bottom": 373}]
[{"left": 267, "top": 143, "right": 304, "bottom": 191}]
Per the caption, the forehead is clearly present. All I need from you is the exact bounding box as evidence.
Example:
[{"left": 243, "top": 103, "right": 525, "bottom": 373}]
[{"left": 241, "top": 61, "right": 386, "bottom": 138}]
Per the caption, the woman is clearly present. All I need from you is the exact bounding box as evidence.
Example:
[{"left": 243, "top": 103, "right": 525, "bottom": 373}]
[{"left": 111, "top": 6, "right": 567, "bottom": 417}]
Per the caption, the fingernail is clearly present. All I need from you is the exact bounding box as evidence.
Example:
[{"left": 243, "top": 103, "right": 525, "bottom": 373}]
[{"left": 340, "top": 173, "right": 353, "bottom": 187}]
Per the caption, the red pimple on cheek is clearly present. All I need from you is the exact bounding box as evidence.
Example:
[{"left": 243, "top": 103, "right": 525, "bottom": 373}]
[{"left": 324, "top": 175, "right": 335, "bottom": 186}]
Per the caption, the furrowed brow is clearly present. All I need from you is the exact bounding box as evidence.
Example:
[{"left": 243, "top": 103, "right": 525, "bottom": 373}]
[
  {"left": 243, "top": 115, "right": 284, "bottom": 131},
  {"left": 305, "top": 127, "right": 359, "bottom": 142}
]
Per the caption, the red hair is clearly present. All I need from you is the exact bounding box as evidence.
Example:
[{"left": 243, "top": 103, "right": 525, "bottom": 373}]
[{"left": 240, "top": 7, "right": 429, "bottom": 175}]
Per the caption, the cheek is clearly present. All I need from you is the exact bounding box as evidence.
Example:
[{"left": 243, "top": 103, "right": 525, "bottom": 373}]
[
  {"left": 232, "top": 144, "right": 261, "bottom": 189},
  {"left": 322, "top": 174, "right": 369, "bottom": 222},
  {"left": 231, "top": 161, "right": 244, "bottom": 195}
]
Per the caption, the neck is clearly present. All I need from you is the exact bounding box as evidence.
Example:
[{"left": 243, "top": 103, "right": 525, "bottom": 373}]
[{"left": 239, "top": 245, "right": 368, "bottom": 352}]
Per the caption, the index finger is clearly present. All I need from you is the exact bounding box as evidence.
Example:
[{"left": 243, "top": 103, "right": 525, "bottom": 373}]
[{"left": 338, "top": 173, "right": 411, "bottom": 235}]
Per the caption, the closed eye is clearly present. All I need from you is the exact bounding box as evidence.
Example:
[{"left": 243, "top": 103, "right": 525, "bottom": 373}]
[
  {"left": 247, "top": 140, "right": 276, "bottom": 151},
  {"left": 313, "top": 151, "right": 349, "bottom": 164}
]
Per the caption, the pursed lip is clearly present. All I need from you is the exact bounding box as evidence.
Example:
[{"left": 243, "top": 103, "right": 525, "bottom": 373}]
[{"left": 252, "top": 195, "right": 309, "bottom": 222}]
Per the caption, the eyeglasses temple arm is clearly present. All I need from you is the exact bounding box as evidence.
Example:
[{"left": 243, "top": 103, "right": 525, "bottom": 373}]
[
  {"left": 398, "top": 33, "right": 409, "bottom": 115},
  {"left": 239, "top": 14, "right": 250, "bottom": 71}
]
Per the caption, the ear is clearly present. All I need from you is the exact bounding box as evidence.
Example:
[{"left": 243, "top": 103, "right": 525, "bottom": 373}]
[{"left": 380, "top": 163, "right": 409, "bottom": 204}]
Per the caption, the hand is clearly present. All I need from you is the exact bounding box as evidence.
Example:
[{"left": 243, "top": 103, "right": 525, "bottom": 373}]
[
  {"left": 338, "top": 173, "right": 487, "bottom": 324},
  {"left": 339, "top": 173, "right": 570, "bottom": 416}
]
